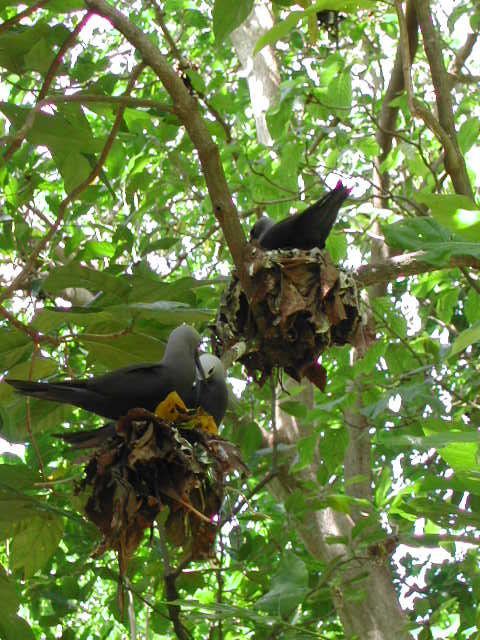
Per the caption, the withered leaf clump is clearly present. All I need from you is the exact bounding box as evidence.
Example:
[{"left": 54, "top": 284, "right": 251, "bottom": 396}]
[
  {"left": 76, "top": 401, "right": 247, "bottom": 576},
  {"left": 214, "top": 245, "right": 362, "bottom": 386}
]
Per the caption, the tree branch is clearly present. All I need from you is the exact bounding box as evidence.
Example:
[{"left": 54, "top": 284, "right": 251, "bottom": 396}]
[
  {"left": 83, "top": 0, "right": 253, "bottom": 298},
  {"left": 354, "top": 250, "right": 480, "bottom": 288},
  {"left": 407, "top": 1, "right": 473, "bottom": 197},
  {"left": 375, "top": 0, "right": 418, "bottom": 175},
  {"left": 450, "top": 31, "right": 479, "bottom": 78}
]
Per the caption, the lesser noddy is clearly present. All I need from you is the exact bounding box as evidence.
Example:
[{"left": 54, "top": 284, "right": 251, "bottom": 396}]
[
  {"left": 250, "top": 180, "right": 351, "bottom": 251},
  {"left": 6, "top": 324, "right": 205, "bottom": 420},
  {"left": 49, "top": 353, "right": 229, "bottom": 449},
  {"left": 196, "top": 354, "right": 228, "bottom": 427}
]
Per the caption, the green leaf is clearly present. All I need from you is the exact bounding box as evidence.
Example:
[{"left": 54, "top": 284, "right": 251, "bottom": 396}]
[
  {"left": 52, "top": 150, "right": 92, "bottom": 194},
  {"left": 104, "top": 302, "right": 213, "bottom": 325},
  {"left": 0, "top": 329, "right": 32, "bottom": 372},
  {"left": 140, "top": 237, "right": 179, "bottom": 255},
  {"left": 449, "top": 321, "right": 480, "bottom": 357},
  {"left": 310, "top": 0, "right": 375, "bottom": 11},
  {"left": 382, "top": 218, "right": 480, "bottom": 265},
  {"left": 0, "top": 463, "right": 41, "bottom": 492},
  {"left": 415, "top": 192, "right": 480, "bottom": 240},
  {"left": 81, "top": 240, "right": 116, "bottom": 259},
  {"left": 458, "top": 118, "right": 480, "bottom": 154},
  {"left": 0, "top": 22, "right": 69, "bottom": 73},
  {"left": 326, "top": 230, "right": 348, "bottom": 261},
  {"left": 255, "top": 552, "right": 309, "bottom": 615},
  {"left": 292, "top": 433, "right": 318, "bottom": 471},
  {"left": 255, "top": 0, "right": 375, "bottom": 54},
  {"left": 438, "top": 442, "right": 479, "bottom": 473},
  {"left": 0, "top": 564, "right": 19, "bottom": 614},
  {"left": 325, "top": 493, "right": 353, "bottom": 513},
  {"left": 326, "top": 72, "right": 352, "bottom": 113},
  {"left": 80, "top": 332, "right": 167, "bottom": 368},
  {"left": 23, "top": 38, "right": 54, "bottom": 73},
  {"left": 0, "top": 496, "right": 41, "bottom": 525},
  {"left": 383, "top": 217, "right": 452, "bottom": 250},
  {"left": 213, "top": 0, "right": 254, "bottom": 44},
  {"left": 358, "top": 137, "right": 380, "bottom": 159},
  {"left": 0, "top": 392, "right": 74, "bottom": 441},
  {"left": 253, "top": 12, "right": 302, "bottom": 54},
  {"left": 279, "top": 400, "right": 307, "bottom": 418},
  {"left": 0, "top": 102, "right": 104, "bottom": 154},
  {"left": 41, "top": 264, "right": 130, "bottom": 298},
  {"left": 0, "top": 613, "right": 35, "bottom": 640},
  {"left": 10, "top": 514, "right": 64, "bottom": 577},
  {"left": 377, "top": 428, "right": 480, "bottom": 449},
  {"left": 464, "top": 289, "right": 480, "bottom": 325},
  {"left": 31, "top": 308, "right": 123, "bottom": 334}
]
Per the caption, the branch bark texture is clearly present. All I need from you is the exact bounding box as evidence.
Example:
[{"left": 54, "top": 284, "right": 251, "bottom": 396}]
[
  {"left": 354, "top": 251, "right": 480, "bottom": 288},
  {"left": 414, "top": 0, "right": 473, "bottom": 198}
]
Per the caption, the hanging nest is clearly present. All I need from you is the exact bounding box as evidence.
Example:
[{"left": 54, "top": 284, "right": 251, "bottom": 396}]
[
  {"left": 214, "top": 244, "right": 363, "bottom": 387},
  {"left": 75, "top": 393, "right": 248, "bottom": 576}
]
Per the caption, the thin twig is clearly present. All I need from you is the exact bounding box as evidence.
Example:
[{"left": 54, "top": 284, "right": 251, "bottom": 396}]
[
  {"left": 39, "top": 13, "right": 93, "bottom": 101},
  {"left": 157, "top": 521, "right": 192, "bottom": 640},
  {"left": 0, "top": 0, "right": 50, "bottom": 35},
  {"left": 0, "top": 304, "right": 60, "bottom": 346},
  {"left": 218, "top": 469, "right": 278, "bottom": 527},
  {"left": 460, "top": 267, "right": 480, "bottom": 295},
  {"left": 25, "top": 345, "right": 46, "bottom": 480},
  {"left": 271, "top": 373, "right": 278, "bottom": 472}
]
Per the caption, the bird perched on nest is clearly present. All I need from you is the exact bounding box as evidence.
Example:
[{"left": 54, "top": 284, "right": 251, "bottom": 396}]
[
  {"left": 6, "top": 324, "right": 206, "bottom": 420},
  {"left": 196, "top": 353, "right": 228, "bottom": 427},
  {"left": 52, "top": 353, "right": 229, "bottom": 449},
  {"left": 250, "top": 180, "right": 351, "bottom": 251}
]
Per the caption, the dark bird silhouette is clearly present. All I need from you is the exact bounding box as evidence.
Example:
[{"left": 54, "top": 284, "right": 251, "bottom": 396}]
[
  {"left": 52, "top": 353, "right": 228, "bottom": 449},
  {"left": 7, "top": 324, "right": 205, "bottom": 420},
  {"left": 250, "top": 180, "right": 351, "bottom": 251}
]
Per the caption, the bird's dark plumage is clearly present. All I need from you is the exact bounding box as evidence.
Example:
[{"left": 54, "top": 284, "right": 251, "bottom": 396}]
[
  {"left": 197, "top": 354, "right": 228, "bottom": 427},
  {"left": 7, "top": 325, "right": 204, "bottom": 420},
  {"left": 250, "top": 180, "right": 351, "bottom": 251},
  {"left": 52, "top": 353, "right": 228, "bottom": 449}
]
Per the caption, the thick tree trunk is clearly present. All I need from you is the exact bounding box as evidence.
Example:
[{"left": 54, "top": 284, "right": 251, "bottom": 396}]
[
  {"left": 230, "top": 6, "right": 280, "bottom": 146},
  {"left": 270, "top": 390, "right": 412, "bottom": 640}
]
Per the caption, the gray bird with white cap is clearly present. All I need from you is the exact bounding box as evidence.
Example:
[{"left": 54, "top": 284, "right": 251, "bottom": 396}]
[
  {"left": 7, "top": 325, "right": 229, "bottom": 448},
  {"left": 6, "top": 324, "right": 205, "bottom": 420}
]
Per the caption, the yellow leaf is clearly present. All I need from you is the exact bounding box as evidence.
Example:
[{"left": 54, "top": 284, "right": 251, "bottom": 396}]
[{"left": 154, "top": 391, "right": 187, "bottom": 421}]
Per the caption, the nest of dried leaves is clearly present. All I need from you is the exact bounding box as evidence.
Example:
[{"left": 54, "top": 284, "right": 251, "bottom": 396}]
[
  {"left": 75, "top": 395, "right": 247, "bottom": 576},
  {"left": 214, "top": 245, "right": 362, "bottom": 388}
]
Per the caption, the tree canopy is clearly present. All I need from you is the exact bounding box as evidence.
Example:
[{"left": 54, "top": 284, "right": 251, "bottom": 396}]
[{"left": 1, "top": 1, "right": 480, "bottom": 638}]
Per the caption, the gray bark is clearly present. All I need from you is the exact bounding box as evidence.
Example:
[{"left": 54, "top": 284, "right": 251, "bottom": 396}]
[
  {"left": 268, "top": 382, "right": 412, "bottom": 639},
  {"left": 230, "top": 6, "right": 280, "bottom": 146}
]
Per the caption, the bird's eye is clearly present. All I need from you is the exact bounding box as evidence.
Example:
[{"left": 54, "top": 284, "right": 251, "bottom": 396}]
[{"left": 208, "top": 367, "right": 215, "bottom": 377}]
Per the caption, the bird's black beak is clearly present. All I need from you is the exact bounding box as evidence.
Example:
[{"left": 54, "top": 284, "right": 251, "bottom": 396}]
[{"left": 195, "top": 350, "right": 206, "bottom": 381}]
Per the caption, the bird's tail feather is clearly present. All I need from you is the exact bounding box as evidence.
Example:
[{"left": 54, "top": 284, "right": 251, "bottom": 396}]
[
  {"left": 52, "top": 423, "right": 116, "bottom": 449},
  {"left": 6, "top": 378, "right": 86, "bottom": 406},
  {"left": 302, "top": 181, "right": 350, "bottom": 247}
]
